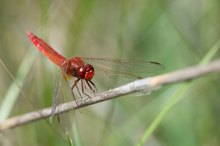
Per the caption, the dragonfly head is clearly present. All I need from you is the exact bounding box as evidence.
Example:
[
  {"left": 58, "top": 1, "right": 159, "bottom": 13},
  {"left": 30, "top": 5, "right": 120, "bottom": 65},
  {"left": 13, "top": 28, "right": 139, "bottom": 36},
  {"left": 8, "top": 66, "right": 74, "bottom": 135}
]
[{"left": 78, "top": 64, "right": 94, "bottom": 80}]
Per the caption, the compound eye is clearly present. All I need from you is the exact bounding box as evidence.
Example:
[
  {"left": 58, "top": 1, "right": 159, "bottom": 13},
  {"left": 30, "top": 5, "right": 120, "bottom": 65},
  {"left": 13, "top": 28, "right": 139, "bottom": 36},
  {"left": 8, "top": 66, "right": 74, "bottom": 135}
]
[{"left": 84, "top": 64, "right": 94, "bottom": 80}]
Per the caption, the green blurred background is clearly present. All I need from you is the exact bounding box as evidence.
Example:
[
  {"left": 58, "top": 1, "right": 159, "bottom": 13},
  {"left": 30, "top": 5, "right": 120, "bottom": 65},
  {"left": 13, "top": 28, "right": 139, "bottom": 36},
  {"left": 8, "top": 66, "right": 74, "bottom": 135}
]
[{"left": 0, "top": 0, "right": 220, "bottom": 146}]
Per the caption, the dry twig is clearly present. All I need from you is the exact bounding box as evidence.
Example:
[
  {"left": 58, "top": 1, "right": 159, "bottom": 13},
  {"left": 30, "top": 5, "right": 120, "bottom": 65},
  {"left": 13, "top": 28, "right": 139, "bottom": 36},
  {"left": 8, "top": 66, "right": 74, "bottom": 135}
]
[{"left": 0, "top": 59, "right": 220, "bottom": 131}]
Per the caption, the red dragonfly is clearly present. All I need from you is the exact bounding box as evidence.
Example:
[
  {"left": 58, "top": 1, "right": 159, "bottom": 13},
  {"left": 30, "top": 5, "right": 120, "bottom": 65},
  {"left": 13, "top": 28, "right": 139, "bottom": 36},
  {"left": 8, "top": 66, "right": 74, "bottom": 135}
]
[{"left": 27, "top": 32, "right": 163, "bottom": 110}]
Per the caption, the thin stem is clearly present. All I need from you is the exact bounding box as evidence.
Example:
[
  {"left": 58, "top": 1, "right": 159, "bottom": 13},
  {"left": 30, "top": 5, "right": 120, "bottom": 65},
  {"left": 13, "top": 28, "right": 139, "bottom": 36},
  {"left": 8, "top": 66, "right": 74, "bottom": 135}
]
[{"left": 0, "top": 59, "right": 220, "bottom": 131}]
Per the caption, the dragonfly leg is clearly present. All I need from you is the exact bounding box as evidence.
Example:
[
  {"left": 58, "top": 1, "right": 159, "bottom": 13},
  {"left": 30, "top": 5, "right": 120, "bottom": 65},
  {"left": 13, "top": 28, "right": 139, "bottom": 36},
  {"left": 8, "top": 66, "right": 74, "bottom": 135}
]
[
  {"left": 85, "top": 80, "right": 96, "bottom": 93},
  {"left": 71, "top": 78, "right": 80, "bottom": 101},
  {"left": 75, "top": 82, "right": 83, "bottom": 99},
  {"left": 88, "top": 80, "right": 97, "bottom": 92},
  {"left": 81, "top": 80, "right": 92, "bottom": 98}
]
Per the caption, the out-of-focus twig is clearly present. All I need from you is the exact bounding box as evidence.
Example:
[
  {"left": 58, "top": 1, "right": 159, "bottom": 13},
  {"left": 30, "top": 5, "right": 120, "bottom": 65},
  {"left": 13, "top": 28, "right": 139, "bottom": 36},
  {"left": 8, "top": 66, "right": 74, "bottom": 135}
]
[{"left": 0, "top": 59, "right": 220, "bottom": 132}]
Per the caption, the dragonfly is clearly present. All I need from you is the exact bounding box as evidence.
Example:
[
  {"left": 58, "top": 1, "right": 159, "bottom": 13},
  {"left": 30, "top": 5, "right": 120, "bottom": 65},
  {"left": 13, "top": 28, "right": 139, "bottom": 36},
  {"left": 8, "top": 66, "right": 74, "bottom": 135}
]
[{"left": 27, "top": 32, "right": 164, "bottom": 116}]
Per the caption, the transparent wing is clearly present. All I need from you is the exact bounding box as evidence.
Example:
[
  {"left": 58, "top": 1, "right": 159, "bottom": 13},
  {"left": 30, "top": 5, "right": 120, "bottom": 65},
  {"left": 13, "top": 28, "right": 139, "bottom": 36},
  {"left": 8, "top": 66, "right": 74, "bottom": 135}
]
[
  {"left": 81, "top": 57, "right": 164, "bottom": 91},
  {"left": 51, "top": 71, "right": 73, "bottom": 122},
  {"left": 50, "top": 71, "right": 76, "bottom": 143}
]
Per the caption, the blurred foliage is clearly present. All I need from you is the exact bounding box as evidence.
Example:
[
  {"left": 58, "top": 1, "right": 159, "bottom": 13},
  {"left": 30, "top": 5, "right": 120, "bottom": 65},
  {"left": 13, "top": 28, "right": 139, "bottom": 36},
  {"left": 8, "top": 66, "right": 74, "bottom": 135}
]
[{"left": 0, "top": 0, "right": 220, "bottom": 146}]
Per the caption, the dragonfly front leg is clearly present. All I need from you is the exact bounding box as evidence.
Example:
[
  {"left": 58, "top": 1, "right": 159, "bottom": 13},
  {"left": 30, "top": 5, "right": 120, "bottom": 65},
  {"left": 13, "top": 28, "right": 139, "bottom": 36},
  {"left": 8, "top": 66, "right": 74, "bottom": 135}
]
[
  {"left": 71, "top": 78, "right": 80, "bottom": 101},
  {"left": 81, "top": 80, "right": 93, "bottom": 98},
  {"left": 84, "top": 80, "right": 97, "bottom": 93}
]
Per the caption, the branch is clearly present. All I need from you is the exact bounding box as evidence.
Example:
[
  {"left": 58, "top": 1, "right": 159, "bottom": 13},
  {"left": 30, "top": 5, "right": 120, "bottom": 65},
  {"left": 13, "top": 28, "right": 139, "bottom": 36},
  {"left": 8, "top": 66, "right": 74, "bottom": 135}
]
[{"left": 1, "top": 59, "right": 220, "bottom": 131}]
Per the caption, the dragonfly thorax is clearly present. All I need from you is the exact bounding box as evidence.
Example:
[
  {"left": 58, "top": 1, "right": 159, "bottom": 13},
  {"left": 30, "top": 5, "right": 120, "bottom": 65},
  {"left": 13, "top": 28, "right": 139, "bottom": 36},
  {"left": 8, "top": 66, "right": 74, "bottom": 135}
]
[{"left": 78, "top": 64, "right": 94, "bottom": 80}]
